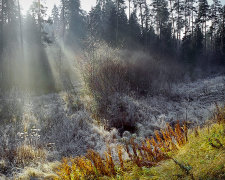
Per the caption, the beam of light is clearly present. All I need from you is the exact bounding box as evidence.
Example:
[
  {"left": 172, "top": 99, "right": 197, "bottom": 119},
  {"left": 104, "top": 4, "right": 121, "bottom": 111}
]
[{"left": 20, "top": 0, "right": 34, "bottom": 14}]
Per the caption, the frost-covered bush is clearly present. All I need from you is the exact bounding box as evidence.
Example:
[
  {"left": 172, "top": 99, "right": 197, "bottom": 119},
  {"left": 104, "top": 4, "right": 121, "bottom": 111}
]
[
  {"left": 101, "top": 75, "right": 225, "bottom": 137},
  {"left": 39, "top": 110, "right": 106, "bottom": 157},
  {"left": 80, "top": 45, "right": 184, "bottom": 133},
  {"left": 0, "top": 74, "right": 224, "bottom": 178},
  {"left": 102, "top": 93, "right": 166, "bottom": 135},
  {"left": 123, "top": 51, "right": 184, "bottom": 95},
  {"left": 0, "top": 93, "right": 110, "bottom": 164},
  {"left": 105, "top": 93, "right": 140, "bottom": 134}
]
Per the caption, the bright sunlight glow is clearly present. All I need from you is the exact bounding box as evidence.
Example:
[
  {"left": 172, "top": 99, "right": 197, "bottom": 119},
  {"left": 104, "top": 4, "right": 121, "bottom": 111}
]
[{"left": 19, "top": 0, "right": 96, "bottom": 15}]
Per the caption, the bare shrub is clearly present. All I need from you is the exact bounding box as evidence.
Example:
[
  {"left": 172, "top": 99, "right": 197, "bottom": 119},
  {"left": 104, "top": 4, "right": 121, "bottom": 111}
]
[
  {"left": 123, "top": 51, "right": 184, "bottom": 95},
  {"left": 82, "top": 56, "right": 129, "bottom": 102},
  {"left": 80, "top": 45, "right": 184, "bottom": 131}
]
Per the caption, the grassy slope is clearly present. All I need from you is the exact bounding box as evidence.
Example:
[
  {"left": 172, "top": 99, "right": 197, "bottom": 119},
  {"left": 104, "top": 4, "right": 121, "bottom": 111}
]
[
  {"left": 15, "top": 111, "right": 225, "bottom": 180},
  {"left": 113, "top": 124, "right": 225, "bottom": 180}
]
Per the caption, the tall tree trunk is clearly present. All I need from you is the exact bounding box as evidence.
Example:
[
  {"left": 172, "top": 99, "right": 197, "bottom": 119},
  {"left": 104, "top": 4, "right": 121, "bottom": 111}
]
[
  {"left": 139, "top": 2, "right": 144, "bottom": 33},
  {"left": 0, "top": 0, "right": 4, "bottom": 56},
  {"left": 128, "top": 0, "right": 131, "bottom": 20},
  {"left": 221, "top": 10, "right": 224, "bottom": 53},
  {"left": 184, "top": 0, "right": 187, "bottom": 36},
  {"left": 62, "top": 0, "right": 65, "bottom": 44},
  {"left": 38, "top": 0, "right": 41, "bottom": 41},
  {"left": 144, "top": 0, "right": 148, "bottom": 48},
  {"left": 191, "top": 0, "right": 194, "bottom": 37},
  {"left": 5, "top": 0, "right": 9, "bottom": 23},
  {"left": 169, "top": 0, "right": 175, "bottom": 37},
  {"left": 116, "top": 0, "right": 119, "bottom": 45},
  {"left": 18, "top": 0, "right": 23, "bottom": 56},
  {"left": 0, "top": 0, "right": 4, "bottom": 83},
  {"left": 211, "top": 32, "right": 213, "bottom": 52},
  {"left": 204, "top": 16, "right": 207, "bottom": 52},
  {"left": 60, "top": 0, "right": 66, "bottom": 78},
  {"left": 177, "top": 0, "right": 180, "bottom": 45}
]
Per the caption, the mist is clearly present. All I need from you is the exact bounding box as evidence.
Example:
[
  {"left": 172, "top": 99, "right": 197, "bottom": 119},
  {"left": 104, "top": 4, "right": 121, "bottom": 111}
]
[{"left": 0, "top": 0, "right": 225, "bottom": 179}]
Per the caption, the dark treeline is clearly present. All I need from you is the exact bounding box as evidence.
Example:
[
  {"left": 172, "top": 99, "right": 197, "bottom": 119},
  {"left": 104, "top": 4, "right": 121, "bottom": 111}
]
[
  {"left": 86, "top": 0, "right": 225, "bottom": 70},
  {"left": 0, "top": 0, "right": 225, "bottom": 92}
]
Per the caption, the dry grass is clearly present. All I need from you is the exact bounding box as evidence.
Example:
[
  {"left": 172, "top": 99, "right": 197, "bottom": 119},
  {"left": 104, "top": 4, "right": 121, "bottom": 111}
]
[
  {"left": 15, "top": 145, "right": 47, "bottom": 166},
  {"left": 55, "top": 106, "right": 225, "bottom": 179},
  {"left": 0, "top": 144, "right": 46, "bottom": 169},
  {"left": 123, "top": 121, "right": 188, "bottom": 168},
  {"left": 116, "top": 106, "right": 225, "bottom": 180},
  {"left": 15, "top": 162, "right": 60, "bottom": 180},
  {"left": 214, "top": 103, "right": 225, "bottom": 124},
  {"left": 135, "top": 123, "right": 225, "bottom": 180},
  {"left": 9, "top": 105, "right": 224, "bottom": 180},
  {"left": 55, "top": 121, "right": 188, "bottom": 179}
]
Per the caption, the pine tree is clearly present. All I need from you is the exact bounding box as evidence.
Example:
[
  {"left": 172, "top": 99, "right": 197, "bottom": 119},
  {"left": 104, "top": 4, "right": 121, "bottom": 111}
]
[
  {"left": 52, "top": 5, "right": 60, "bottom": 38},
  {"left": 168, "top": 0, "right": 176, "bottom": 37},
  {"left": 174, "top": 0, "right": 185, "bottom": 43},
  {"left": 220, "top": 5, "right": 225, "bottom": 55},
  {"left": 152, "top": 0, "right": 170, "bottom": 40},
  {"left": 61, "top": 0, "right": 86, "bottom": 45},
  {"left": 209, "top": 0, "right": 222, "bottom": 51},
  {"left": 197, "top": 0, "right": 209, "bottom": 51},
  {"left": 88, "top": 3, "right": 103, "bottom": 40},
  {"left": 29, "top": 0, "right": 49, "bottom": 43},
  {"left": 128, "top": 10, "right": 141, "bottom": 47}
]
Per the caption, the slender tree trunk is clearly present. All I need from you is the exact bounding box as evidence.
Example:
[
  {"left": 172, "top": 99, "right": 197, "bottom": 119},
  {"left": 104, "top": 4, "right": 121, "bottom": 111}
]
[
  {"left": 170, "top": 0, "right": 176, "bottom": 49},
  {"left": 159, "top": 21, "right": 162, "bottom": 40},
  {"left": 5, "top": 0, "right": 9, "bottom": 23},
  {"left": 18, "top": 0, "right": 24, "bottom": 56},
  {"left": 189, "top": 3, "right": 191, "bottom": 28},
  {"left": 211, "top": 32, "right": 213, "bottom": 52},
  {"left": 184, "top": 0, "right": 187, "bottom": 36},
  {"left": 139, "top": 3, "right": 144, "bottom": 33},
  {"left": 0, "top": 0, "right": 4, "bottom": 83},
  {"left": 221, "top": 11, "right": 224, "bottom": 53},
  {"left": 205, "top": 16, "right": 207, "bottom": 52},
  {"left": 116, "top": 0, "right": 119, "bottom": 45},
  {"left": 169, "top": 0, "right": 175, "bottom": 37},
  {"left": 0, "top": 0, "right": 4, "bottom": 56},
  {"left": 128, "top": 0, "right": 131, "bottom": 20},
  {"left": 211, "top": 9, "right": 216, "bottom": 52},
  {"left": 144, "top": 0, "right": 148, "bottom": 48},
  {"left": 62, "top": 0, "right": 65, "bottom": 44},
  {"left": 38, "top": 0, "right": 41, "bottom": 41},
  {"left": 60, "top": 0, "right": 66, "bottom": 78},
  {"left": 177, "top": 0, "right": 180, "bottom": 44},
  {"left": 191, "top": 1, "right": 194, "bottom": 37}
]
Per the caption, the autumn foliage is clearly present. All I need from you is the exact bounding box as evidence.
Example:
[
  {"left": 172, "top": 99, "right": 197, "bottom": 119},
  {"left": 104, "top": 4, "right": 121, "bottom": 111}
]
[{"left": 55, "top": 121, "right": 188, "bottom": 179}]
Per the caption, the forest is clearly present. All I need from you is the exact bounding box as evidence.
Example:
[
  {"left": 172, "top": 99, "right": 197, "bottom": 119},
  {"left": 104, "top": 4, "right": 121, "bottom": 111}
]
[{"left": 0, "top": 0, "right": 225, "bottom": 179}]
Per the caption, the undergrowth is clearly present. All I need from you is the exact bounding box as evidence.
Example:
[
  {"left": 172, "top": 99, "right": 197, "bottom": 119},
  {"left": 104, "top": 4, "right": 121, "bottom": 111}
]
[
  {"left": 55, "top": 121, "right": 188, "bottom": 179},
  {"left": 55, "top": 105, "right": 225, "bottom": 180},
  {"left": 79, "top": 46, "right": 183, "bottom": 129}
]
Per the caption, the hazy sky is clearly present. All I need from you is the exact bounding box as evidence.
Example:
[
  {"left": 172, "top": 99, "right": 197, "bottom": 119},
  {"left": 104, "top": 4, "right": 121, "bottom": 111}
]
[
  {"left": 20, "top": 0, "right": 225, "bottom": 15},
  {"left": 20, "top": 0, "right": 97, "bottom": 14}
]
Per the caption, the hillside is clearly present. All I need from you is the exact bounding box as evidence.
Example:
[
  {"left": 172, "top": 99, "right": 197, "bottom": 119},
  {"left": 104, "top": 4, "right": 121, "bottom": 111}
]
[
  {"left": 13, "top": 101, "right": 225, "bottom": 180},
  {"left": 1, "top": 0, "right": 225, "bottom": 179},
  {"left": 0, "top": 75, "right": 224, "bottom": 179}
]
